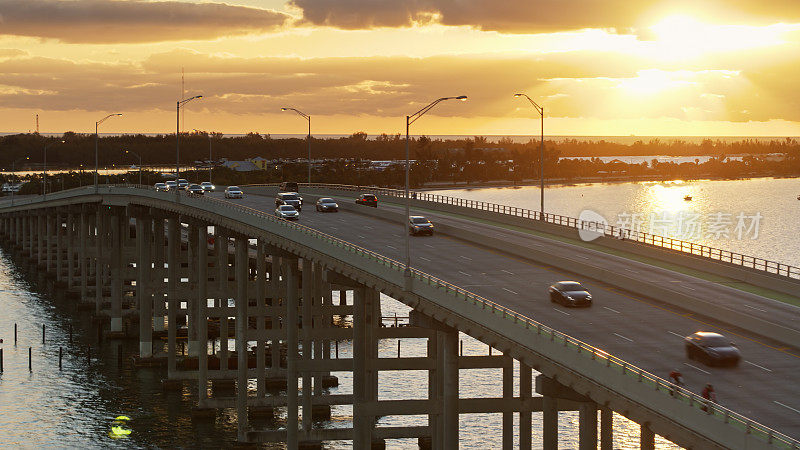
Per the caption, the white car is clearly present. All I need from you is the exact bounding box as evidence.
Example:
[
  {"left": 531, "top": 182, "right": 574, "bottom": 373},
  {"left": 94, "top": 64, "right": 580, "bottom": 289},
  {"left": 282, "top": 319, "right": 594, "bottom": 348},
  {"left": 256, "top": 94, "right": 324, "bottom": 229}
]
[
  {"left": 275, "top": 205, "right": 299, "bottom": 220},
  {"left": 200, "top": 181, "right": 215, "bottom": 192},
  {"left": 154, "top": 182, "right": 168, "bottom": 192},
  {"left": 165, "top": 180, "right": 177, "bottom": 190},
  {"left": 224, "top": 186, "right": 243, "bottom": 199}
]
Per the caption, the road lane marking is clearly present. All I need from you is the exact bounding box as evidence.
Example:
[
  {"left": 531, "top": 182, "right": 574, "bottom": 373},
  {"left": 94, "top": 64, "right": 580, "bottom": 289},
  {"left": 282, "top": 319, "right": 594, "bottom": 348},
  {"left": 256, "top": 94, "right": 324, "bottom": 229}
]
[
  {"left": 603, "top": 306, "right": 620, "bottom": 314},
  {"left": 424, "top": 244, "right": 435, "bottom": 248},
  {"left": 458, "top": 271, "right": 471, "bottom": 277},
  {"left": 744, "top": 304, "right": 767, "bottom": 312},
  {"left": 392, "top": 234, "right": 400, "bottom": 237},
  {"left": 775, "top": 401, "right": 800, "bottom": 415},
  {"left": 668, "top": 331, "right": 684, "bottom": 338},
  {"left": 576, "top": 255, "right": 589, "bottom": 260},
  {"left": 358, "top": 235, "right": 366, "bottom": 239},
  {"left": 364, "top": 226, "right": 373, "bottom": 229},
  {"left": 387, "top": 245, "right": 397, "bottom": 250},
  {"left": 502, "top": 288, "right": 518, "bottom": 295},
  {"left": 613, "top": 333, "right": 633, "bottom": 342},
  {"left": 624, "top": 269, "right": 639, "bottom": 274},
  {"left": 419, "top": 256, "right": 431, "bottom": 262},
  {"left": 745, "top": 360, "right": 772, "bottom": 372},
  {"left": 683, "top": 286, "right": 696, "bottom": 291},
  {"left": 460, "top": 256, "right": 472, "bottom": 261},
  {"left": 329, "top": 226, "right": 337, "bottom": 230},
  {"left": 554, "top": 309, "right": 570, "bottom": 315},
  {"left": 501, "top": 270, "right": 514, "bottom": 275},
  {"left": 683, "top": 362, "right": 711, "bottom": 374}
]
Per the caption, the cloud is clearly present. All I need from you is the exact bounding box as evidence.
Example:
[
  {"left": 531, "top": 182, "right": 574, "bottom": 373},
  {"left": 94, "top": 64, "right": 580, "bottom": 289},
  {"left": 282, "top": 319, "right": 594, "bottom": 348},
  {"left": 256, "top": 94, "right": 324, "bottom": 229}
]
[
  {"left": 0, "top": 0, "right": 290, "bottom": 44},
  {"left": 289, "top": 0, "right": 800, "bottom": 34},
  {"left": 0, "top": 49, "right": 28, "bottom": 58}
]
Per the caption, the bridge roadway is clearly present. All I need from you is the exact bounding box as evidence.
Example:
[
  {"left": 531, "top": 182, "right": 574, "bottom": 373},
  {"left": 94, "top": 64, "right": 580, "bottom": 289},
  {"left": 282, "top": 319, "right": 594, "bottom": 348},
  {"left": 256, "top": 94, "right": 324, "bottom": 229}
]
[{"left": 213, "top": 188, "right": 800, "bottom": 440}]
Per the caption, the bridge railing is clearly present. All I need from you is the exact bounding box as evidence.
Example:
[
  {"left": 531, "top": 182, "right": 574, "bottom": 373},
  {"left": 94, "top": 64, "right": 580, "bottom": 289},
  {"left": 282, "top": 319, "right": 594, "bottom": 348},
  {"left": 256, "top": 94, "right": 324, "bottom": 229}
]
[
  {"left": 280, "top": 182, "right": 800, "bottom": 281},
  {"left": 3, "top": 185, "right": 796, "bottom": 448}
]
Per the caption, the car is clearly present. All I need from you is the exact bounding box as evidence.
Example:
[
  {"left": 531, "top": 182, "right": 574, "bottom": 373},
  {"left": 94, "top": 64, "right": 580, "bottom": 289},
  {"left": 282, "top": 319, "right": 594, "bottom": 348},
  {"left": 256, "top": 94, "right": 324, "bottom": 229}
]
[
  {"left": 276, "top": 192, "right": 302, "bottom": 211},
  {"left": 685, "top": 331, "right": 741, "bottom": 366},
  {"left": 409, "top": 216, "right": 434, "bottom": 235},
  {"left": 165, "top": 180, "right": 178, "bottom": 190},
  {"left": 316, "top": 197, "right": 339, "bottom": 212},
  {"left": 280, "top": 181, "right": 299, "bottom": 192},
  {"left": 200, "top": 181, "right": 215, "bottom": 192},
  {"left": 275, "top": 204, "right": 299, "bottom": 220},
  {"left": 154, "top": 182, "right": 168, "bottom": 192},
  {"left": 549, "top": 281, "right": 592, "bottom": 307},
  {"left": 187, "top": 184, "right": 204, "bottom": 195},
  {"left": 225, "top": 186, "right": 244, "bottom": 199},
  {"left": 177, "top": 178, "right": 189, "bottom": 190},
  {"left": 356, "top": 193, "right": 378, "bottom": 207}
]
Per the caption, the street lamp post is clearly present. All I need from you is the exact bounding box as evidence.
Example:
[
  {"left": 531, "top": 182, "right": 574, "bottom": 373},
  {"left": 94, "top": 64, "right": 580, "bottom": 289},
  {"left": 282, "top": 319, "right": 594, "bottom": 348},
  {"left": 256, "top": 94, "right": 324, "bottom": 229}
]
[
  {"left": 125, "top": 150, "right": 143, "bottom": 185},
  {"left": 176, "top": 95, "right": 203, "bottom": 200},
  {"left": 43, "top": 140, "right": 65, "bottom": 198},
  {"left": 281, "top": 108, "right": 311, "bottom": 185},
  {"left": 404, "top": 96, "right": 467, "bottom": 286},
  {"left": 10, "top": 156, "right": 30, "bottom": 206},
  {"left": 514, "top": 93, "right": 545, "bottom": 217},
  {"left": 95, "top": 113, "right": 123, "bottom": 192}
]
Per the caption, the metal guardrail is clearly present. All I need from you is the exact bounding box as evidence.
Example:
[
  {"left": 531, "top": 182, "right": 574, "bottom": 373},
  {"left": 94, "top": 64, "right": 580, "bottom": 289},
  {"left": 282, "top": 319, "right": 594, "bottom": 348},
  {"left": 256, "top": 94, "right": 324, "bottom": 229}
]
[
  {"left": 275, "top": 182, "right": 800, "bottom": 281},
  {"left": 1, "top": 185, "right": 797, "bottom": 448}
]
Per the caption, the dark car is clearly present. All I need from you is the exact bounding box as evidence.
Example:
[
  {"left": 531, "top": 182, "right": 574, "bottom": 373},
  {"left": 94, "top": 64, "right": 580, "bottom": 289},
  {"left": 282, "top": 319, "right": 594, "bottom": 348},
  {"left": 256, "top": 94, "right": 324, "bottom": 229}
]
[
  {"left": 356, "top": 193, "right": 378, "bottom": 207},
  {"left": 316, "top": 197, "right": 339, "bottom": 212},
  {"left": 409, "top": 216, "right": 434, "bottom": 236},
  {"left": 187, "top": 184, "right": 204, "bottom": 195},
  {"left": 685, "top": 331, "right": 741, "bottom": 366},
  {"left": 280, "top": 181, "right": 299, "bottom": 192},
  {"left": 276, "top": 192, "right": 302, "bottom": 211},
  {"left": 549, "top": 281, "right": 592, "bottom": 307}
]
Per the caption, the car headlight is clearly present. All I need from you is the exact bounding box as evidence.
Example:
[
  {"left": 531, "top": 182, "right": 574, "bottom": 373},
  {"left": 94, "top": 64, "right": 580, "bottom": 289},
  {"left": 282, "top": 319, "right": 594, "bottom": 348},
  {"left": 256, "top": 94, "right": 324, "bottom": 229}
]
[{"left": 566, "top": 296, "right": 574, "bottom": 301}]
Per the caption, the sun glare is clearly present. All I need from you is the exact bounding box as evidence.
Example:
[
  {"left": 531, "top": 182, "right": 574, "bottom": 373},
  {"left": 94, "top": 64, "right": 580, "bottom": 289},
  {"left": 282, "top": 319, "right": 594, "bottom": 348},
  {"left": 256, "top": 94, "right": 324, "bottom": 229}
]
[
  {"left": 617, "top": 69, "right": 694, "bottom": 96},
  {"left": 647, "top": 14, "right": 785, "bottom": 60}
]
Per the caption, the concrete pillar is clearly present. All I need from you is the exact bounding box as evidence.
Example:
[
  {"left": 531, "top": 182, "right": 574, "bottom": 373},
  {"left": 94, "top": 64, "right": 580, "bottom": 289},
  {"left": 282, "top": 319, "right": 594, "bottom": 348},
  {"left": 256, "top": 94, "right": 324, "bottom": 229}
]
[
  {"left": 600, "top": 407, "right": 613, "bottom": 450},
  {"left": 137, "top": 216, "right": 153, "bottom": 357},
  {"left": 167, "top": 216, "right": 179, "bottom": 376},
  {"left": 95, "top": 210, "right": 105, "bottom": 315},
  {"left": 256, "top": 240, "right": 266, "bottom": 398},
  {"left": 270, "top": 253, "right": 281, "bottom": 371},
  {"left": 301, "top": 258, "right": 313, "bottom": 433},
  {"left": 542, "top": 393, "right": 558, "bottom": 449},
  {"left": 641, "top": 424, "right": 655, "bottom": 450},
  {"left": 519, "top": 362, "right": 532, "bottom": 449},
  {"left": 28, "top": 215, "right": 36, "bottom": 259},
  {"left": 37, "top": 213, "right": 44, "bottom": 265},
  {"left": 56, "top": 211, "right": 64, "bottom": 281},
  {"left": 235, "top": 236, "right": 249, "bottom": 441},
  {"left": 284, "top": 257, "right": 299, "bottom": 448},
  {"left": 197, "top": 225, "right": 209, "bottom": 407},
  {"left": 187, "top": 224, "right": 200, "bottom": 356},
  {"left": 110, "top": 213, "right": 123, "bottom": 332},
  {"left": 153, "top": 218, "right": 166, "bottom": 332},
  {"left": 313, "top": 262, "right": 325, "bottom": 396},
  {"left": 46, "top": 213, "right": 54, "bottom": 273},
  {"left": 217, "top": 232, "right": 228, "bottom": 369},
  {"left": 353, "top": 286, "right": 368, "bottom": 448},
  {"left": 503, "top": 357, "right": 513, "bottom": 449},
  {"left": 579, "top": 402, "right": 598, "bottom": 450},
  {"left": 79, "top": 210, "right": 88, "bottom": 301},
  {"left": 428, "top": 325, "right": 441, "bottom": 448},
  {"left": 66, "top": 213, "right": 75, "bottom": 288},
  {"left": 443, "top": 327, "right": 459, "bottom": 449}
]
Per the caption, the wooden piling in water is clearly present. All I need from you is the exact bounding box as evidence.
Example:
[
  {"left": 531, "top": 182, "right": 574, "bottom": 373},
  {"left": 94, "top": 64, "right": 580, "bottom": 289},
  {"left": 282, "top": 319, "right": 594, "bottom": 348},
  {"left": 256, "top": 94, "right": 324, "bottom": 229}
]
[
  {"left": 59, "top": 347, "right": 63, "bottom": 370},
  {"left": 28, "top": 346, "right": 32, "bottom": 372}
]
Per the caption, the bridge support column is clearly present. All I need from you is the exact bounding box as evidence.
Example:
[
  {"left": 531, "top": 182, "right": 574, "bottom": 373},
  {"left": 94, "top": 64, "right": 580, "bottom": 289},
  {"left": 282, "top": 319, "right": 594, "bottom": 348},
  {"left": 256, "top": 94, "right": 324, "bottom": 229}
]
[
  {"left": 442, "top": 325, "right": 459, "bottom": 449},
  {"left": 110, "top": 213, "right": 123, "bottom": 332},
  {"left": 55, "top": 210, "right": 64, "bottom": 282},
  {"left": 137, "top": 215, "right": 153, "bottom": 357},
  {"left": 352, "top": 285, "right": 375, "bottom": 448},
  {"left": 235, "top": 235, "right": 249, "bottom": 441},
  {"left": 600, "top": 406, "right": 613, "bottom": 450},
  {"left": 187, "top": 223, "right": 200, "bottom": 357},
  {"left": 37, "top": 213, "right": 44, "bottom": 267},
  {"left": 269, "top": 251, "right": 281, "bottom": 372},
  {"left": 167, "top": 216, "right": 179, "bottom": 376},
  {"left": 284, "top": 256, "right": 299, "bottom": 448},
  {"left": 153, "top": 218, "right": 166, "bottom": 332},
  {"left": 255, "top": 240, "right": 267, "bottom": 399},
  {"left": 28, "top": 214, "right": 36, "bottom": 259},
  {"left": 21, "top": 214, "right": 29, "bottom": 256},
  {"left": 217, "top": 232, "right": 229, "bottom": 371},
  {"left": 301, "top": 258, "right": 313, "bottom": 433},
  {"left": 519, "top": 362, "right": 532, "bottom": 449},
  {"left": 95, "top": 210, "right": 106, "bottom": 315},
  {"left": 66, "top": 212, "right": 75, "bottom": 289},
  {"left": 46, "top": 212, "right": 54, "bottom": 273},
  {"left": 79, "top": 208, "right": 89, "bottom": 302},
  {"left": 641, "top": 423, "right": 655, "bottom": 450},
  {"left": 197, "top": 225, "right": 209, "bottom": 408},
  {"left": 579, "top": 401, "right": 598, "bottom": 450}
]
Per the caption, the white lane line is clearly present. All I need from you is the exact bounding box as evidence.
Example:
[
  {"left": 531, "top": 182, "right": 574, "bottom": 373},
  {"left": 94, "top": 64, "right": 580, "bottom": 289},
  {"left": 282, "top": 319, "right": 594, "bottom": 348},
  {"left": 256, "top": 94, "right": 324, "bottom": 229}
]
[
  {"left": 338, "top": 218, "right": 346, "bottom": 222},
  {"left": 502, "top": 288, "right": 518, "bottom": 295},
  {"left": 424, "top": 244, "right": 435, "bottom": 248},
  {"left": 392, "top": 234, "right": 401, "bottom": 237},
  {"left": 387, "top": 245, "right": 397, "bottom": 250},
  {"left": 775, "top": 401, "right": 800, "bottom": 415},
  {"left": 364, "top": 226, "right": 373, "bottom": 229},
  {"left": 458, "top": 271, "right": 471, "bottom": 277},
  {"left": 576, "top": 255, "right": 589, "bottom": 260},
  {"left": 501, "top": 270, "right": 515, "bottom": 275},
  {"left": 624, "top": 268, "right": 639, "bottom": 274},
  {"left": 683, "top": 285, "right": 696, "bottom": 291},
  {"left": 419, "top": 256, "right": 431, "bottom": 262},
  {"left": 683, "top": 362, "right": 711, "bottom": 375},
  {"left": 744, "top": 304, "right": 767, "bottom": 312},
  {"left": 668, "top": 331, "right": 684, "bottom": 338},
  {"left": 329, "top": 226, "right": 337, "bottom": 230},
  {"left": 554, "top": 308, "right": 571, "bottom": 315},
  {"left": 603, "top": 306, "right": 620, "bottom": 314},
  {"left": 613, "top": 333, "right": 633, "bottom": 342},
  {"left": 358, "top": 235, "right": 366, "bottom": 239},
  {"left": 460, "top": 256, "right": 472, "bottom": 261},
  {"left": 745, "top": 360, "right": 772, "bottom": 372}
]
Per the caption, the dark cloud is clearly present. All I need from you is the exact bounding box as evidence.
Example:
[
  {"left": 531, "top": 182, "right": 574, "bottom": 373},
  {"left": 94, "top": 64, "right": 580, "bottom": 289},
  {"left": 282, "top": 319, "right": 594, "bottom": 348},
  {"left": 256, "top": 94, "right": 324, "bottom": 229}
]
[
  {"left": 289, "top": 0, "right": 800, "bottom": 33},
  {"left": 0, "top": 0, "right": 290, "bottom": 43}
]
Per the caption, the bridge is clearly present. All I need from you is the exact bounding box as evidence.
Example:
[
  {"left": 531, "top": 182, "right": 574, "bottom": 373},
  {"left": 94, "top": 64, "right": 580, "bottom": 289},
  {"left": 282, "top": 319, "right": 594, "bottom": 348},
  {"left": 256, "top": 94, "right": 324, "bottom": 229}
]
[{"left": 0, "top": 184, "right": 798, "bottom": 449}]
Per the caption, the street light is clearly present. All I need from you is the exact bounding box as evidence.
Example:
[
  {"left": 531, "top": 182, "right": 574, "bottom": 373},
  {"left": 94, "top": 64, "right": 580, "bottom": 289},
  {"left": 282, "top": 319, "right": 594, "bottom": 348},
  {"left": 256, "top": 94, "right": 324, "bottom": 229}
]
[
  {"left": 176, "top": 95, "right": 203, "bottom": 199},
  {"left": 43, "top": 140, "right": 65, "bottom": 198},
  {"left": 403, "top": 95, "right": 467, "bottom": 286},
  {"left": 514, "top": 93, "right": 545, "bottom": 217},
  {"left": 193, "top": 129, "right": 215, "bottom": 183},
  {"left": 10, "top": 156, "right": 30, "bottom": 206},
  {"left": 95, "top": 113, "right": 123, "bottom": 192},
  {"left": 125, "top": 150, "right": 143, "bottom": 185},
  {"left": 281, "top": 107, "right": 312, "bottom": 184}
]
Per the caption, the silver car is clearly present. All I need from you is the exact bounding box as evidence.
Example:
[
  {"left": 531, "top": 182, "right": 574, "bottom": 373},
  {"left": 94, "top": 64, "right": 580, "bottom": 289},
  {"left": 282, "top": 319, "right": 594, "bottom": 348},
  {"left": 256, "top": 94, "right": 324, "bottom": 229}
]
[
  {"left": 225, "top": 186, "right": 243, "bottom": 199},
  {"left": 315, "top": 197, "right": 339, "bottom": 212},
  {"left": 165, "top": 180, "right": 177, "bottom": 190},
  {"left": 154, "top": 182, "right": 168, "bottom": 192},
  {"left": 200, "top": 181, "right": 215, "bottom": 192},
  {"left": 275, "top": 204, "right": 299, "bottom": 220}
]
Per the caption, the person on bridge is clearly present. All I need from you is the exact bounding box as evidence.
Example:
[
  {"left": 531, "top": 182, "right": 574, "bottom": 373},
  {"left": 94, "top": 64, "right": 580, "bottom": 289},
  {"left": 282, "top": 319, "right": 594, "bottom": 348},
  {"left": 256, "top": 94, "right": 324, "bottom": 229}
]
[
  {"left": 701, "top": 383, "right": 716, "bottom": 411},
  {"left": 669, "top": 369, "right": 684, "bottom": 396}
]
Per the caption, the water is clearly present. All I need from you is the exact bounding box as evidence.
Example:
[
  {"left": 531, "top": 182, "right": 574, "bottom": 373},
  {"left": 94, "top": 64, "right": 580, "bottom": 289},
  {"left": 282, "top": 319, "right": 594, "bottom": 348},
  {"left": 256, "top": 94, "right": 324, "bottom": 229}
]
[{"left": 427, "top": 177, "right": 800, "bottom": 267}]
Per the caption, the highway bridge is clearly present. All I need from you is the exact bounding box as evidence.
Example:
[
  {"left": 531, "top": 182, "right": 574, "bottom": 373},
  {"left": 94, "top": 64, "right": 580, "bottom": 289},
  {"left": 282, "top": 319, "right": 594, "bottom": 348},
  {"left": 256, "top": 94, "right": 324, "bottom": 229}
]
[{"left": 1, "top": 184, "right": 798, "bottom": 449}]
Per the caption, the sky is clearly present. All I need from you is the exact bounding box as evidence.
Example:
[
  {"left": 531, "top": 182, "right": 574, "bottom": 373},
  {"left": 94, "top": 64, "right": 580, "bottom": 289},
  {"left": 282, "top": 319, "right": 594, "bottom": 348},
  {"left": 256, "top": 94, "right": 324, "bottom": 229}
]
[{"left": 1, "top": 0, "right": 799, "bottom": 137}]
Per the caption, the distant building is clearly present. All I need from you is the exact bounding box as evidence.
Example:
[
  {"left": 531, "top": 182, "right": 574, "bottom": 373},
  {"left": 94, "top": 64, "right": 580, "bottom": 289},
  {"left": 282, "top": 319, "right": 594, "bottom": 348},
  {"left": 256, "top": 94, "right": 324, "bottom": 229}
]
[
  {"left": 221, "top": 160, "right": 260, "bottom": 172},
  {"left": 248, "top": 156, "right": 270, "bottom": 170}
]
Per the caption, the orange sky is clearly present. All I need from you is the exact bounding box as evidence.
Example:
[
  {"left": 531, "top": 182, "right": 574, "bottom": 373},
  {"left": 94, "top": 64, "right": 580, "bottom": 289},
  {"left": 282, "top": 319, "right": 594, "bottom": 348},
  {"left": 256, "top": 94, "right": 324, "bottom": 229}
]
[{"left": 1, "top": 0, "right": 799, "bottom": 136}]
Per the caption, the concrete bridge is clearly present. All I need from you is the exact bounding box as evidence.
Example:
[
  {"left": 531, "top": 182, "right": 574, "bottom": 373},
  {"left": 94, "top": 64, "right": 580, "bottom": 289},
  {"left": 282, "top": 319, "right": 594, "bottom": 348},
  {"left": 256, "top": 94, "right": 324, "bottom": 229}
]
[{"left": 0, "top": 184, "right": 798, "bottom": 449}]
